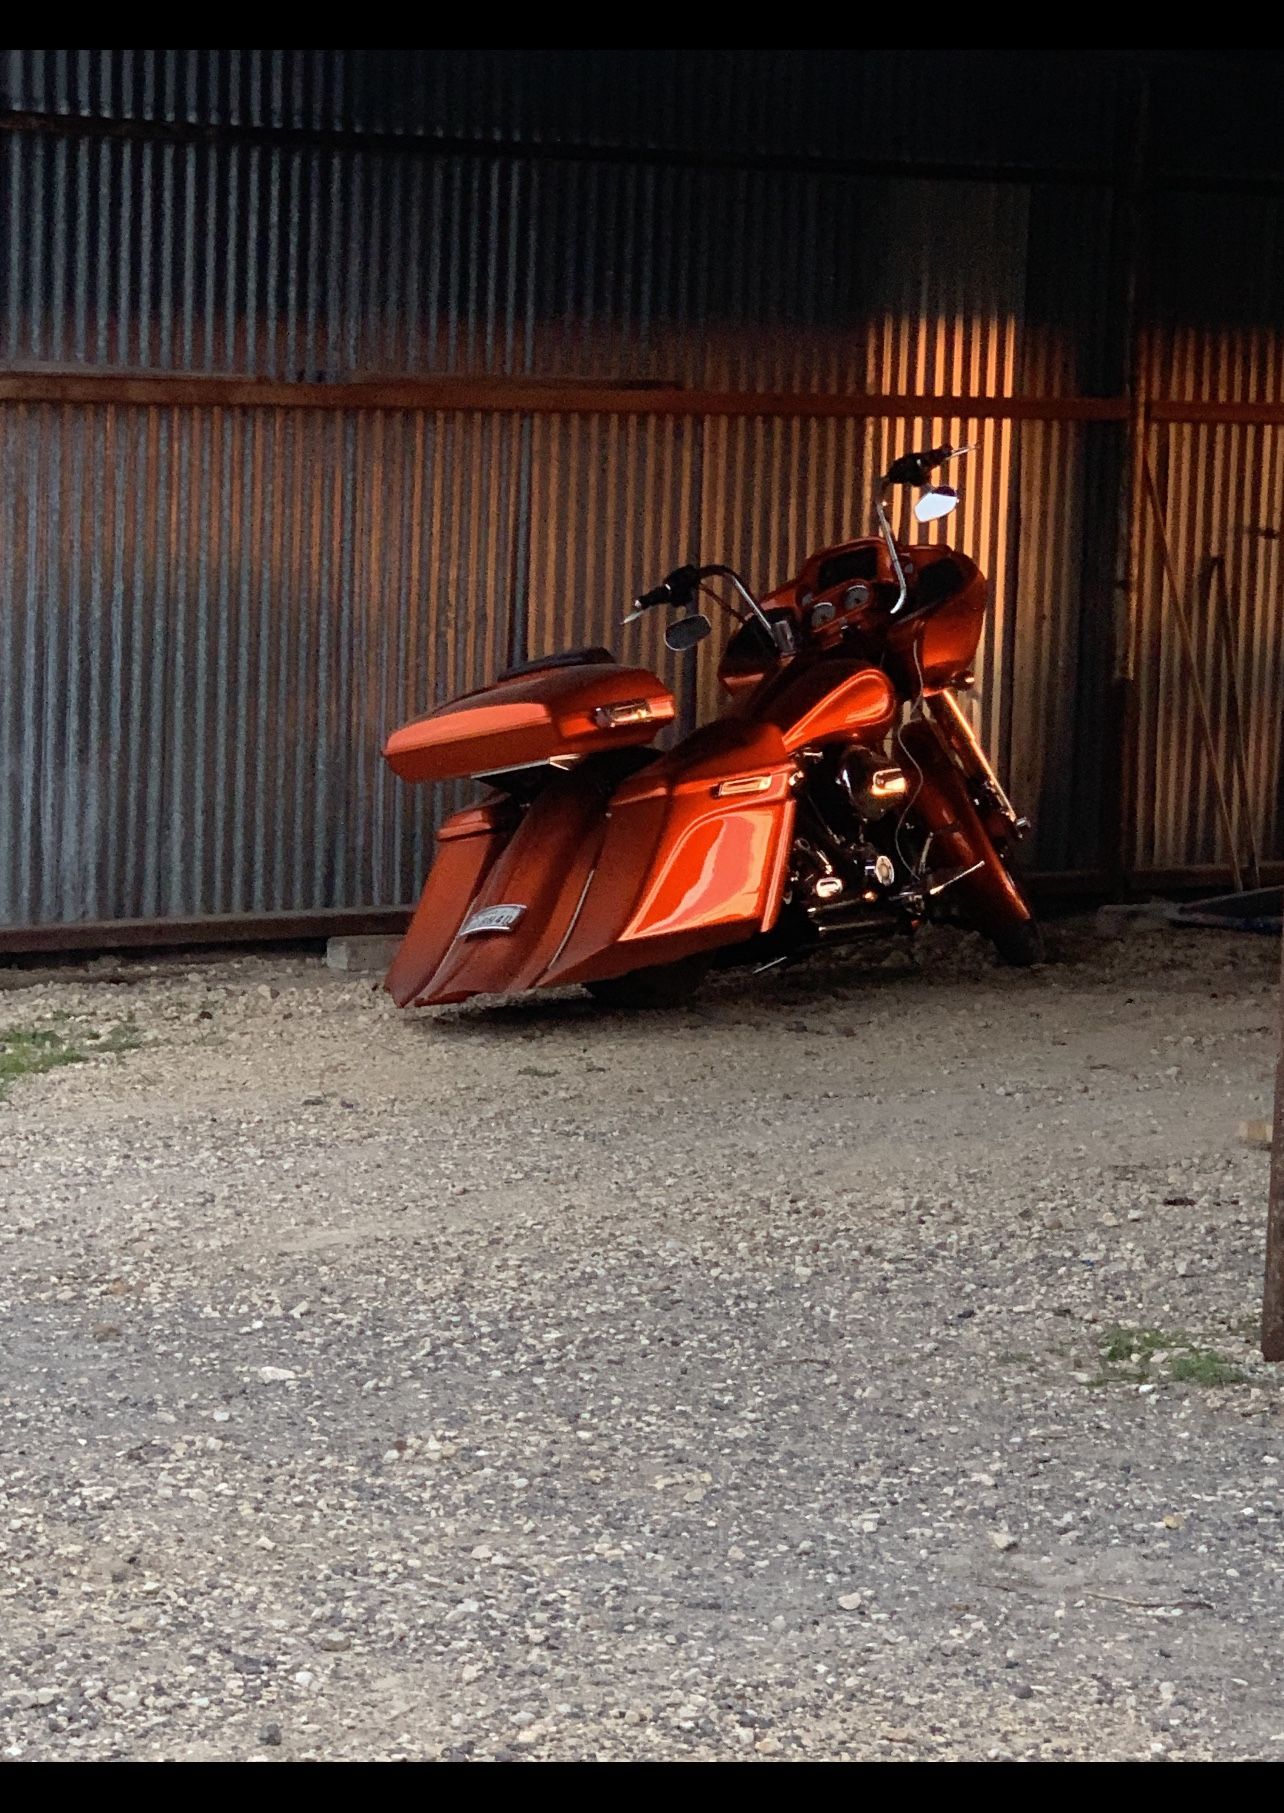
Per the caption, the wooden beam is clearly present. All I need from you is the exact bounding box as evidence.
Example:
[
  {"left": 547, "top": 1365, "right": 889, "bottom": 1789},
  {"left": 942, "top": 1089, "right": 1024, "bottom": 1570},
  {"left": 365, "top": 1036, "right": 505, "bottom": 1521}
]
[
  {"left": 6, "top": 371, "right": 1284, "bottom": 425},
  {"left": 0, "top": 907, "right": 411, "bottom": 955},
  {"left": 0, "top": 370, "right": 1133, "bottom": 421},
  {"left": 3, "top": 867, "right": 1281, "bottom": 956},
  {"left": 1149, "top": 398, "right": 1284, "bottom": 425}
]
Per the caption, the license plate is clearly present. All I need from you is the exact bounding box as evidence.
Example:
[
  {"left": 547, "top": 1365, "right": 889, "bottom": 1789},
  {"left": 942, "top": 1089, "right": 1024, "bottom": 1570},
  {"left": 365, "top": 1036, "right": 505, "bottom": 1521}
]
[{"left": 459, "top": 903, "right": 526, "bottom": 936}]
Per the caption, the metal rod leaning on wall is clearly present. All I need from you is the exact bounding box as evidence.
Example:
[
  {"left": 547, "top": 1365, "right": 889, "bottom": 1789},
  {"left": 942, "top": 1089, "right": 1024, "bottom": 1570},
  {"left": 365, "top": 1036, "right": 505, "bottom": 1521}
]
[
  {"left": 1117, "top": 349, "right": 1149, "bottom": 892},
  {"left": 1261, "top": 933, "right": 1284, "bottom": 1360},
  {"left": 1202, "top": 555, "right": 1263, "bottom": 891},
  {"left": 1112, "top": 71, "right": 1151, "bottom": 896},
  {"left": 1142, "top": 447, "right": 1244, "bottom": 892}
]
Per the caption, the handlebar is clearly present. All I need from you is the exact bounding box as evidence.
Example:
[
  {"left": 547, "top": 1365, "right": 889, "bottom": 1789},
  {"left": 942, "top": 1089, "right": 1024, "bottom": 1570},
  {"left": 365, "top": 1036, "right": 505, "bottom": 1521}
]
[
  {"left": 880, "top": 444, "right": 965, "bottom": 489},
  {"left": 632, "top": 564, "right": 702, "bottom": 612},
  {"left": 628, "top": 562, "right": 795, "bottom": 655},
  {"left": 635, "top": 444, "right": 976, "bottom": 640}
]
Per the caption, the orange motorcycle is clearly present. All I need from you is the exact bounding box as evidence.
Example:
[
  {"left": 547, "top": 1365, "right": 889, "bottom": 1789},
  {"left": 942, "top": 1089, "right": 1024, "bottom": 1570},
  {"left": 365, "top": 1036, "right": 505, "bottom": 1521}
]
[{"left": 383, "top": 445, "right": 1042, "bottom": 1010}]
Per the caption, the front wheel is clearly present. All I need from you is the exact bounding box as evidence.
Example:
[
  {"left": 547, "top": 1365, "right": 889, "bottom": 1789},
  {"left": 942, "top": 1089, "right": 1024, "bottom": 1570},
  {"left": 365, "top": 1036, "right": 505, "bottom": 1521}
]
[
  {"left": 897, "top": 718, "right": 1044, "bottom": 971},
  {"left": 983, "top": 830, "right": 1045, "bottom": 967},
  {"left": 584, "top": 953, "right": 710, "bottom": 1010},
  {"left": 990, "top": 910, "right": 1045, "bottom": 967}
]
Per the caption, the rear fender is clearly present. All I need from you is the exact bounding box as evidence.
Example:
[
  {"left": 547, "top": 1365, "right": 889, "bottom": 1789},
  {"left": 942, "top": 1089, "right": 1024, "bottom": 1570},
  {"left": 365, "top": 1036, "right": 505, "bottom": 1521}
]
[
  {"left": 400, "top": 768, "right": 613, "bottom": 1006},
  {"left": 385, "top": 798, "right": 514, "bottom": 1007}
]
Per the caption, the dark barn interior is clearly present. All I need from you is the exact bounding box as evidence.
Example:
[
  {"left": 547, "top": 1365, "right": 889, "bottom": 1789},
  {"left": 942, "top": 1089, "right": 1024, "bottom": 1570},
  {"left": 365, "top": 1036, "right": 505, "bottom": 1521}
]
[{"left": 2, "top": 47, "right": 1284, "bottom": 947}]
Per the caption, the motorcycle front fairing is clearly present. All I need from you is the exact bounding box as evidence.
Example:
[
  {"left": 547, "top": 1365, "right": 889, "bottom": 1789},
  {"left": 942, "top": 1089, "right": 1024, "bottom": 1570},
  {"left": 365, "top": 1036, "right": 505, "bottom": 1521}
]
[{"left": 386, "top": 718, "right": 797, "bottom": 1008}]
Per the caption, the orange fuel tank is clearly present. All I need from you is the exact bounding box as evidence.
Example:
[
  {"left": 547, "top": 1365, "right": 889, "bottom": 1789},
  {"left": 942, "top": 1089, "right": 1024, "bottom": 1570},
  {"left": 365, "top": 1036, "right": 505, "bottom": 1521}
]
[{"left": 745, "top": 656, "right": 898, "bottom": 749}]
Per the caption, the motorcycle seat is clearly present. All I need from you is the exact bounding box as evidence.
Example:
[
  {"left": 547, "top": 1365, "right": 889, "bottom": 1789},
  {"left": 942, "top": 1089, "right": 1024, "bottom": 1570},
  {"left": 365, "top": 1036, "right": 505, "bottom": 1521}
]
[{"left": 497, "top": 646, "right": 616, "bottom": 682}]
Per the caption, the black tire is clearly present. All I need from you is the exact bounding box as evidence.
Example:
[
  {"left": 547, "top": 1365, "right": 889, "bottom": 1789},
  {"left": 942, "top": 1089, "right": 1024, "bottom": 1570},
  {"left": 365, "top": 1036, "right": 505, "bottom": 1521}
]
[
  {"left": 991, "top": 914, "right": 1045, "bottom": 968},
  {"left": 985, "top": 836, "right": 1045, "bottom": 967},
  {"left": 584, "top": 954, "right": 710, "bottom": 1009}
]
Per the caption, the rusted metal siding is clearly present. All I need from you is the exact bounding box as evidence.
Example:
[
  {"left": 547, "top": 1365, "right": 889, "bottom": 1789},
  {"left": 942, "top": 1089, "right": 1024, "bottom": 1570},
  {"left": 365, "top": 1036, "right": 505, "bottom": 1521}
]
[
  {"left": 0, "top": 403, "right": 523, "bottom": 925},
  {"left": 0, "top": 130, "right": 1040, "bottom": 391},
  {"left": 1008, "top": 419, "right": 1123, "bottom": 875},
  {"left": 0, "top": 396, "right": 1118, "bottom": 931},
  {"left": 2, "top": 49, "right": 1123, "bottom": 174},
  {"left": 521, "top": 412, "right": 700, "bottom": 725},
  {"left": 1, "top": 51, "right": 1283, "bottom": 942},
  {"left": 1134, "top": 420, "right": 1284, "bottom": 872},
  {"left": 1130, "top": 191, "right": 1284, "bottom": 873}
]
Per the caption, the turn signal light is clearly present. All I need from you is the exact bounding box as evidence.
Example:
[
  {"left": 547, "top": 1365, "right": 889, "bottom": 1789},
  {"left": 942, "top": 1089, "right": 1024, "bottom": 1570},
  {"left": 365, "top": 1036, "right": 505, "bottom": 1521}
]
[{"left": 713, "top": 774, "right": 774, "bottom": 798}]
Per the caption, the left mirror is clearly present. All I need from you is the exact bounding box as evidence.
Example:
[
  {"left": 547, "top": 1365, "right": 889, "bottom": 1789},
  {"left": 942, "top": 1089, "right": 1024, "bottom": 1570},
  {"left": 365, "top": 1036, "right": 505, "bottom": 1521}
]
[
  {"left": 665, "top": 611, "right": 713, "bottom": 653},
  {"left": 914, "top": 485, "right": 960, "bottom": 523}
]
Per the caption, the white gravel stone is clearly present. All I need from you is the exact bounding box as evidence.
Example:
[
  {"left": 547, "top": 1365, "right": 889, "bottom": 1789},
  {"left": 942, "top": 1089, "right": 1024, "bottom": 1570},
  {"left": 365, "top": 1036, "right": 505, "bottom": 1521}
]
[{"left": 0, "top": 920, "right": 1278, "bottom": 1760}]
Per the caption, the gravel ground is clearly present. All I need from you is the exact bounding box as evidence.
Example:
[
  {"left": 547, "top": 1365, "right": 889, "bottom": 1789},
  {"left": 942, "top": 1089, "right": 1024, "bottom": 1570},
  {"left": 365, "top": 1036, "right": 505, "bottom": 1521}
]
[{"left": 0, "top": 916, "right": 1280, "bottom": 1762}]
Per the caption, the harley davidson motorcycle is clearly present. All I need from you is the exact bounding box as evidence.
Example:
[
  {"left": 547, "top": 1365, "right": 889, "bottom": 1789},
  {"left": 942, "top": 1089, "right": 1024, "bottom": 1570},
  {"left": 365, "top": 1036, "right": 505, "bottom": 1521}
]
[{"left": 382, "top": 444, "right": 1042, "bottom": 1009}]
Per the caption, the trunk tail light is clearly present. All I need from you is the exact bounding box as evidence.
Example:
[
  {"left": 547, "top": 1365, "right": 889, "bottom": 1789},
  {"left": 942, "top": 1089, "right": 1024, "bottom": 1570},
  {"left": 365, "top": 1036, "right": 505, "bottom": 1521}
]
[{"left": 593, "top": 700, "right": 655, "bottom": 728}]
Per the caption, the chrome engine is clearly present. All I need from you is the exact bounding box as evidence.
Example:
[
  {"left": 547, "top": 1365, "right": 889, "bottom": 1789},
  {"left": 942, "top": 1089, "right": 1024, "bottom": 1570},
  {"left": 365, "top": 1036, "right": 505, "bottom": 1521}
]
[{"left": 785, "top": 742, "right": 913, "bottom": 940}]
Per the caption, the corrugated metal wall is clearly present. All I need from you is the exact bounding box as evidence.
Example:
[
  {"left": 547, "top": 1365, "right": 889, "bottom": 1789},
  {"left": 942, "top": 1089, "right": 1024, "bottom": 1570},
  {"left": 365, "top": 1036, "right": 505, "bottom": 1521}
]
[
  {"left": 0, "top": 403, "right": 527, "bottom": 923},
  {"left": 1136, "top": 417, "right": 1284, "bottom": 872},
  {"left": 1133, "top": 190, "right": 1284, "bottom": 874},
  {"left": 0, "top": 48, "right": 1125, "bottom": 172},
  {"left": 1, "top": 49, "right": 1281, "bottom": 940}
]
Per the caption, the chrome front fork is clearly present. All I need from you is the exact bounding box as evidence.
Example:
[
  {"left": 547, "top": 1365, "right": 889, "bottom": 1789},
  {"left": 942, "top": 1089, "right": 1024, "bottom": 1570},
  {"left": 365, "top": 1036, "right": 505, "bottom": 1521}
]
[{"left": 929, "top": 687, "right": 1028, "bottom": 837}]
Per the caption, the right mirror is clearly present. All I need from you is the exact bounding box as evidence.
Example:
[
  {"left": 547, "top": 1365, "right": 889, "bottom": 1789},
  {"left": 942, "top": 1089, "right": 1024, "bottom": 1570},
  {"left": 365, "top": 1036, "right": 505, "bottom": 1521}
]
[{"left": 914, "top": 485, "right": 960, "bottom": 523}]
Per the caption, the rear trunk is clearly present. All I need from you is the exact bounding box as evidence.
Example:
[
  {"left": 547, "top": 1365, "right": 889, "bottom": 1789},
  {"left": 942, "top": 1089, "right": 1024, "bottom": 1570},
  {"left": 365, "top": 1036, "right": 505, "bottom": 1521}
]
[{"left": 384, "top": 661, "right": 674, "bottom": 784}]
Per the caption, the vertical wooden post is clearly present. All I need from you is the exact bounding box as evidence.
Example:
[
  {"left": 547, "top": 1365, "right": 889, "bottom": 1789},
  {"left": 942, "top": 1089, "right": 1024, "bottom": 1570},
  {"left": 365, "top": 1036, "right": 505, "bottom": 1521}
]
[
  {"left": 1107, "top": 67, "right": 1151, "bottom": 895},
  {"left": 1261, "top": 932, "right": 1284, "bottom": 1360}
]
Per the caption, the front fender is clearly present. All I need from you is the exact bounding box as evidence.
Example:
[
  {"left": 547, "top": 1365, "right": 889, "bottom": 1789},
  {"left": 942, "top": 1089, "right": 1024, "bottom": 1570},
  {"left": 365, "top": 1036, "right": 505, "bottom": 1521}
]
[{"left": 898, "top": 716, "right": 1033, "bottom": 933}]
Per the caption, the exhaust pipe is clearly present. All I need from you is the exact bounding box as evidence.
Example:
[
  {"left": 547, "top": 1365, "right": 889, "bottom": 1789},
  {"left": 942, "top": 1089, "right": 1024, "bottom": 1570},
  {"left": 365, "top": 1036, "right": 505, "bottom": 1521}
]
[{"left": 807, "top": 902, "right": 902, "bottom": 943}]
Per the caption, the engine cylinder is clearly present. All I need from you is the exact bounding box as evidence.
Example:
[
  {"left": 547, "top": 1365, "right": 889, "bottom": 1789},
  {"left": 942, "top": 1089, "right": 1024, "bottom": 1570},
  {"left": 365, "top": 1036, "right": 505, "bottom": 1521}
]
[{"left": 837, "top": 746, "right": 909, "bottom": 819}]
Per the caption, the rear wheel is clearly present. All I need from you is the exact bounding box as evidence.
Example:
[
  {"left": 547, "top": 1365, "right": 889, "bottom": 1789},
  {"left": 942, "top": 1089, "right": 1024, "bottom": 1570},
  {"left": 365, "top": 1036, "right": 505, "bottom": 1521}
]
[{"left": 584, "top": 954, "right": 710, "bottom": 1009}]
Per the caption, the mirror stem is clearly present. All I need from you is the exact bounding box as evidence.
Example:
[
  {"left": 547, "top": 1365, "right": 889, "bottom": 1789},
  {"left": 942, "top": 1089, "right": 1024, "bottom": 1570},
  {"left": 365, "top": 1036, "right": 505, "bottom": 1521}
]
[
  {"left": 875, "top": 486, "right": 909, "bottom": 616},
  {"left": 704, "top": 565, "right": 781, "bottom": 644}
]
